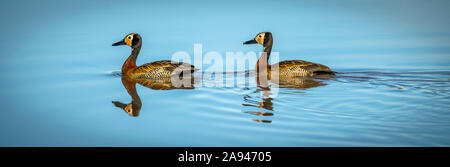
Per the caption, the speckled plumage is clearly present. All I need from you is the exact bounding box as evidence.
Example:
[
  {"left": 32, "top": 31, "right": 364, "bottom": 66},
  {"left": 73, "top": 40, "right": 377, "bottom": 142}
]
[
  {"left": 128, "top": 60, "right": 196, "bottom": 79},
  {"left": 271, "top": 60, "right": 333, "bottom": 77}
]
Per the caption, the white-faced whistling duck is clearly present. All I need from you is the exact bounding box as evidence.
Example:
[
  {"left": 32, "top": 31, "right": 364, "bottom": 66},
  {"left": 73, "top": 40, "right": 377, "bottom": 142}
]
[
  {"left": 112, "top": 33, "right": 196, "bottom": 79},
  {"left": 243, "top": 32, "right": 335, "bottom": 77}
]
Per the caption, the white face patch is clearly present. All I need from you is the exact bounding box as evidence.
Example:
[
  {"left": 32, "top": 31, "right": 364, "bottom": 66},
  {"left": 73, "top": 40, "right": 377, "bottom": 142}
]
[
  {"left": 125, "top": 34, "right": 134, "bottom": 46},
  {"left": 256, "top": 33, "right": 265, "bottom": 45},
  {"left": 125, "top": 104, "right": 134, "bottom": 116}
]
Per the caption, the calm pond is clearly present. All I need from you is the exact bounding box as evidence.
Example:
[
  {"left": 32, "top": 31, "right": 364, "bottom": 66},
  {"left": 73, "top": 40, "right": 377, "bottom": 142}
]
[{"left": 1, "top": 0, "right": 449, "bottom": 146}]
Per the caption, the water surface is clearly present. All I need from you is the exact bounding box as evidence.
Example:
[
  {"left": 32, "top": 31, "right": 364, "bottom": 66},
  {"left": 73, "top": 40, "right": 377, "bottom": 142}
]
[{"left": 1, "top": 0, "right": 450, "bottom": 146}]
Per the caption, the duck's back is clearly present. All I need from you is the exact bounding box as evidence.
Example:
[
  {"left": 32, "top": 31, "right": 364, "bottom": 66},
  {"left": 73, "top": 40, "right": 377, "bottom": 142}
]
[
  {"left": 129, "top": 60, "right": 196, "bottom": 79},
  {"left": 271, "top": 60, "right": 333, "bottom": 77}
]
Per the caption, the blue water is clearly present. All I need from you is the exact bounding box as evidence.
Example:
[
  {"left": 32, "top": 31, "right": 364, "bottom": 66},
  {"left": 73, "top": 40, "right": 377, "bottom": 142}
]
[{"left": 1, "top": 0, "right": 450, "bottom": 146}]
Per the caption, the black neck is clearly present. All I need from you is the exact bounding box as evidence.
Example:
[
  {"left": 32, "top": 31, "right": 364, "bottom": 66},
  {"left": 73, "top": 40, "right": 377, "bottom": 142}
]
[
  {"left": 263, "top": 45, "right": 272, "bottom": 61},
  {"left": 131, "top": 45, "right": 141, "bottom": 61}
]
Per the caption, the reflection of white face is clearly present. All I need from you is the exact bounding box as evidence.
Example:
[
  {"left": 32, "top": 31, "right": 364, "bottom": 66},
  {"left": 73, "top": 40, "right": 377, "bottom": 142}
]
[{"left": 125, "top": 104, "right": 133, "bottom": 116}]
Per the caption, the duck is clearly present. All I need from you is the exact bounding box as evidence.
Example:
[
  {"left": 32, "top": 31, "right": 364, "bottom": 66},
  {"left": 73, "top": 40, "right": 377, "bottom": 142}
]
[
  {"left": 112, "top": 77, "right": 142, "bottom": 117},
  {"left": 112, "top": 33, "right": 196, "bottom": 79},
  {"left": 243, "top": 32, "right": 334, "bottom": 77},
  {"left": 112, "top": 75, "right": 195, "bottom": 117}
]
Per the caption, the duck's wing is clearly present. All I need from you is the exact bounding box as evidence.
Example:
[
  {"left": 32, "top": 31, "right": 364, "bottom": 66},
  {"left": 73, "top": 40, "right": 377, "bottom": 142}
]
[
  {"left": 132, "top": 60, "right": 196, "bottom": 78},
  {"left": 271, "top": 60, "right": 333, "bottom": 77}
]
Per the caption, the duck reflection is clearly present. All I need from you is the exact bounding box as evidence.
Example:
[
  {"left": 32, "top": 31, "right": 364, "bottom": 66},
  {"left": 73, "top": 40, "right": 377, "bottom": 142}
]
[
  {"left": 112, "top": 76, "right": 194, "bottom": 117},
  {"left": 243, "top": 71, "right": 332, "bottom": 123}
]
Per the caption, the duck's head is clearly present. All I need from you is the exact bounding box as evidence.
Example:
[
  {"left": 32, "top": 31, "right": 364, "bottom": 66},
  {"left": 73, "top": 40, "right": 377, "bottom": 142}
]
[
  {"left": 112, "top": 33, "right": 142, "bottom": 48},
  {"left": 112, "top": 101, "right": 141, "bottom": 117},
  {"left": 243, "top": 32, "right": 273, "bottom": 47}
]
